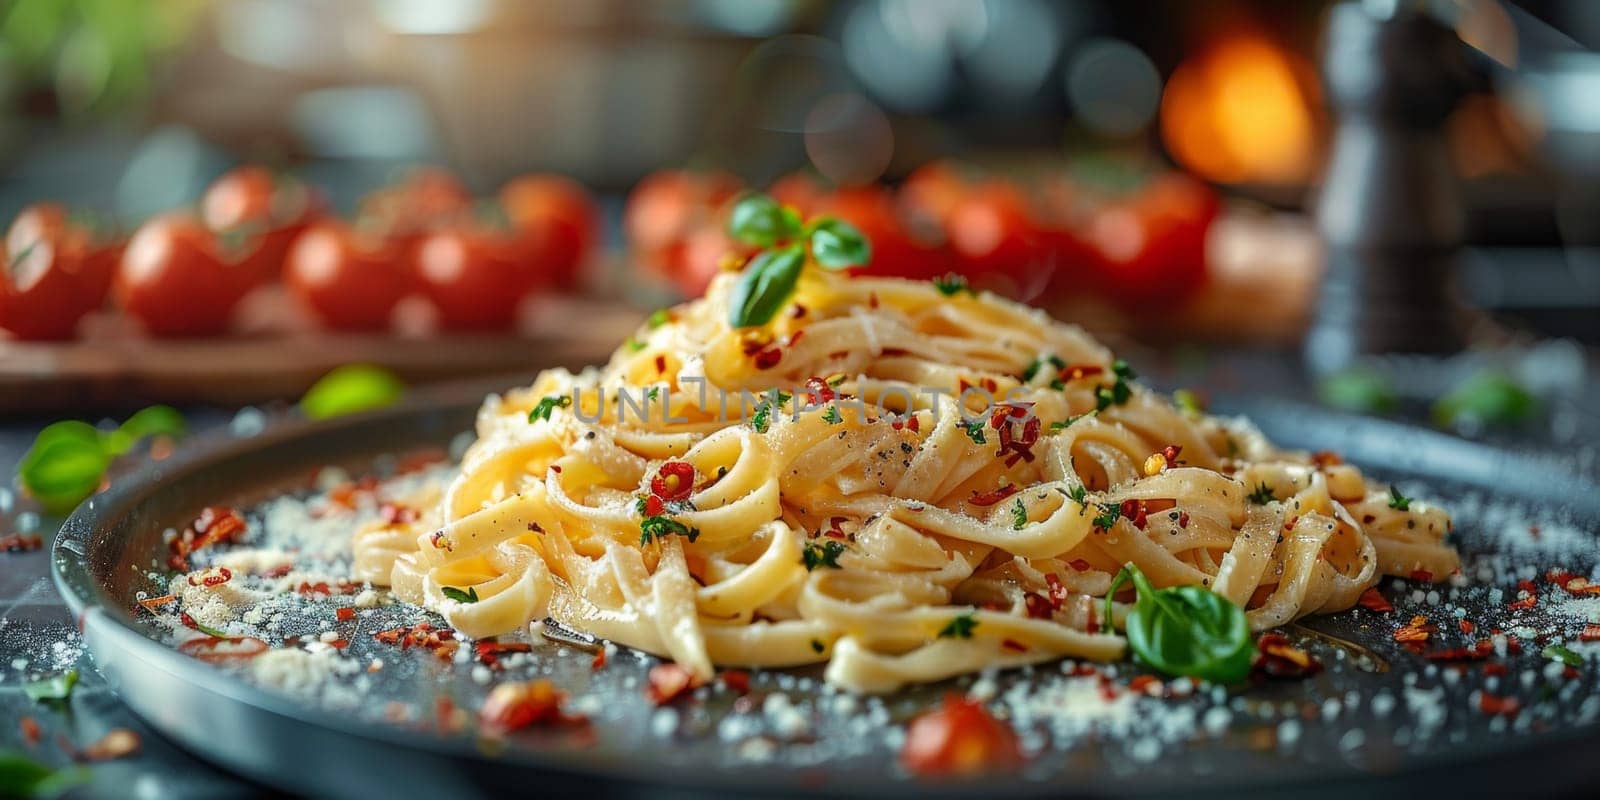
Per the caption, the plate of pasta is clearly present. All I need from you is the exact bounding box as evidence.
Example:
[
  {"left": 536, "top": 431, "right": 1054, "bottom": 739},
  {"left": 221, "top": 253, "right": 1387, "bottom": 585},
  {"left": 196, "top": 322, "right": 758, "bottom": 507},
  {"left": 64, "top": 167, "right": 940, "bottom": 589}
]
[{"left": 53, "top": 196, "right": 1600, "bottom": 798}]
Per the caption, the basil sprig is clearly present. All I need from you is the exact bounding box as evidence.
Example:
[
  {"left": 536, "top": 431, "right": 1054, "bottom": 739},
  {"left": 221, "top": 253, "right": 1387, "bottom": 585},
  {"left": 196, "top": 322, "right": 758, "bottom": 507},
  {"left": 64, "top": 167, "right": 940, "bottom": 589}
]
[
  {"left": 300, "top": 364, "right": 405, "bottom": 420},
  {"left": 726, "top": 193, "right": 871, "bottom": 328},
  {"left": 19, "top": 407, "right": 186, "bottom": 514},
  {"left": 1103, "top": 562, "right": 1253, "bottom": 683}
]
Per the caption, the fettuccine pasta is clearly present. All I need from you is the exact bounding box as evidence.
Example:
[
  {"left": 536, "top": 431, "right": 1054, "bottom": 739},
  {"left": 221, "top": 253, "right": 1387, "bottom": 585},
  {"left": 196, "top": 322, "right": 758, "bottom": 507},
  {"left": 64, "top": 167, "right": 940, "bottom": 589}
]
[{"left": 353, "top": 266, "right": 1458, "bottom": 693}]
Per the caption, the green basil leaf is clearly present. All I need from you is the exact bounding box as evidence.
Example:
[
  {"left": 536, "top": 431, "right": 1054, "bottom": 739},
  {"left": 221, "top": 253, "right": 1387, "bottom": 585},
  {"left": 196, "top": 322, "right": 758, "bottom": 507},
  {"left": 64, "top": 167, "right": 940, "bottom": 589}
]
[
  {"left": 727, "top": 244, "right": 805, "bottom": 328},
  {"left": 1105, "top": 562, "right": 1253, "bottom": 683},
  {"left": 0, "top": 750, "right": 89, "bottom": 799},
  {"left": 19, "top": 434, "right": 109, "bottom": 514},
  {"left": 1432, "top": 371, "right": 1537, "bottom": 429},
  {"left": 1317, "top": 368, "right": 1396, "bottom": 414},
  {"left": 807, "top": 218, "right": 870, "bottom": 269},
  {"left": 104, "top": 405, "right": 186, "bottom": 455},
  {"left": 300, "top": 364, "right": 405, "bottom": 420},
  {"left": 22, "top": 671, "right": 77, "bottom": 703},
  {"left": 728, "top": 193, "right": 800, "bottom": 247},
  {"left": 441, "top": 586, "right": 479, "bottom": 604}
]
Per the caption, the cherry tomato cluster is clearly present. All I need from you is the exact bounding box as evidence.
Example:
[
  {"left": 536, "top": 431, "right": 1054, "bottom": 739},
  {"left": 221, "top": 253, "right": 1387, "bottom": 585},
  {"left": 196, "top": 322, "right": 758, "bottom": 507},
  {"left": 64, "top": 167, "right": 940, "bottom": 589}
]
[
  {"left": 0, "top": 166, "right": 599, "bottom": 340},
  {"left": 623, "top": 161, "right": 1220, "bottom": 309}
]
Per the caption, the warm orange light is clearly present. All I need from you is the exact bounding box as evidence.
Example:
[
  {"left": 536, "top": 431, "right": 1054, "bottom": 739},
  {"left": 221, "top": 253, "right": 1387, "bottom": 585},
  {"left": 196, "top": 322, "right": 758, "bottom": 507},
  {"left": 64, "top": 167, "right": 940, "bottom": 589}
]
[{"left": 1160, "top": 33, "right": 1320, "bottom": 185}]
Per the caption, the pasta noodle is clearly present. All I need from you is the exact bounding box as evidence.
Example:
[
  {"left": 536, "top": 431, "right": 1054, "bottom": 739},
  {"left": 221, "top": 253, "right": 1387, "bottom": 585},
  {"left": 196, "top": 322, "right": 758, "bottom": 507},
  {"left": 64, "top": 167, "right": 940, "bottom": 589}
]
[{"left": 352, "top": 266, "right": 1459, "bottom": 693}]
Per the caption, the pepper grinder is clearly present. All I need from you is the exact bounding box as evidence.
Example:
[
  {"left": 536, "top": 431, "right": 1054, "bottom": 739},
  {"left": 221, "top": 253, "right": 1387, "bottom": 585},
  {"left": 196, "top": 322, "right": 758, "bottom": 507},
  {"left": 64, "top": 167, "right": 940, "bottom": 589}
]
[{"left": 1305, "top": 0, "right": 1474, "bottom": 376}]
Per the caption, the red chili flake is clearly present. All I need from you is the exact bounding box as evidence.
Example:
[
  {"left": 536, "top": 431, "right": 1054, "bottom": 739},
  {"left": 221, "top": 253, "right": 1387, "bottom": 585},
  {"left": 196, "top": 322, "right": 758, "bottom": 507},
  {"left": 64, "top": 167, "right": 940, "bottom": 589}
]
[
  {"left": 336, "top": 607, "right": 356, "bottom": 622},
  {"left": 1252, "top": 632, "right": 1324, "bottom": 680},
  {"left": 396, "top": 448, "right": 448, "bottom": 474},
  {"left": 650, "top": 461, "right": 695, "bottom": 503},
  {"left": 645, "top": 663, "right": 702, "bottom": 705},
  {"left": 1358, "top": 587, "right": 1394, "bottom": 613},
  {"left": 1128, "top": 674, "right": 1160, "bottom": 693},
  {"left": 1177, "top": 511, "right": 1191, "bottom": 529},
  {"left": 263, "top": 564, "right": 294, "bottom": 578},
  {"left": 1362, "top": 514, "right": 1377, "bottom": 524},
  {"left": 1068, "top": 559, "right": 1092, "bottom": 572},
  {"left": 167, "top": 506, "right": 249, "bottom": 571},
  {"left": 20, "top": 716, "right": 41, "bottom": 745},
  {"left": 1024, "top": 593, "right": 1053, "bottom": 620},
  {"left": 968, "top": 485, "right": 1019, "bottom": 507},
  {"left": 591, "top": 648, "right": 608, "bottom": 671},
  {"left": 654, "top": 355, "right": 668, "bottom": 374},
  {"left": 188, "top": 566, "right": 234, "bottom": 588},
  {"left": 475, "top": 640, "right": 533, "bottom": 669},
  {"left": 1159, "top": 445, "right": 1184, "bottom": 468},
  {"left": 1044, "top": 573, "right": 1068, "bottom": 610},
  {"left": 1547, "top": 569, "right": 1600, "bottom": 596},
  {"left": 136, "top": 594, "right": 178, "bottom": 613},
  {"left": 643, "top": 494, "right": 665, "bottom": 517},
  {"left": 868, "top": 292, "right": 879, "bottom": 309},
  {"left": 719, "top": 669, "right": 751, "bottom": 694},
  {"left": 81, "top": 728, "right": 141, "bottom": 761},
  {"left": 1508, "top": 580, "right": 1537, "bottom": 611},
  {"left": 753, "top": 347, "right": 782, "bottom": 370},
  {"left": 1082, "top": 595, "right": 1100, "bottom": 635},
  {"left": 1409, "top": 570, "right": 1434, "bottom": 582},
  {"left": 480, "top": 680, "right": 586, "bottom": 732},
  {"left": 1528, "top": 525, "right": 1541, "bottom": 538},
  {"left": 821, "top": 517, "right": 848, "bottom": 539},
  {"left": 891, "top": 414, "right": 921, "bottom": 433},
  {"left": 827, "top": 349, "right": 850, "bottom": 360},
  {"left": 1057, "top": 364, "right": 1104, "bottom": 382},
  {"left": 1506, "top": 636, "right": 1523, "bottom": 655},
  {"left": 327, "top": 475, "right": 381, "bottom": 509},
  {"left": 881, "top": 347, "right": 910, "bottom": 357},
  {"left": 899, "top": 695, "right": 1022, "bottom": 777},
  {"left": 1394, "top": 615, "right": 1433, "bottom": 646},
  {"left": 296, "top": 580, "right": 358, "bottom": 596},
  {"left": 1310, "top": 450, "right": 1344, "bottom": 468},
  {"left": 177, "top": 635, "right": 269, "bottom": 663},
  {"left": 374, "top": 623, "right": 458, "bottom": 661},
  {"left": 1424, "top": 641, "right": 1494, "bottom": 661},
  {"left": 1579, "top": 624, "right": 1600, "bottom": 643},
  {"left": 429, "top": 530, "right": 452, "bottom": 551},
  {"left": 1459, "top": 619, "right": 1476, "bottom": 634},
  {"left": 1484, "top": 663, "right": 1509, "bottom": 676},
  {"left": 803, "top": 376, "right": 837, "bottom": 404},
  {"left": 1478, "top": 693, "right": 1520, "bottom": 717},
  {"left": 549, "top": 465, "right": 562, "bottom": 474},
  {"left": 1001, "top": 639, "right": 1028, "bottom": 653},
  {"left": 787, "top": 330, "right": 805, "bottom": 346},
  {"left": 380, "top": 503, "right": 419, "bottom": 525},
  {"left": 327, "top": 638, "right": 350, "bottom": 650},
  {"left": 0, "top": 533, "right": 43, "bottom": 553},
  {"left": 790, "top": 304, "right": 808, "bottom": 319},
  {"left": 1564, "top": 667, "right": 1581, "bottom": 680},
  {"left": 1119, "top": 499, "right": 1148, "bottom": 529}
]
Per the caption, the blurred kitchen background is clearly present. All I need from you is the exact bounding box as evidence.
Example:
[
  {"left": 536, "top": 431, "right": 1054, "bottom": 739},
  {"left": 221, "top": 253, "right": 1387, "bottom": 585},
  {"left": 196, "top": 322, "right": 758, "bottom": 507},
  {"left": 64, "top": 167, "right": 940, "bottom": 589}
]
[{"left": 0, "top": 0, "right": 1596, "bottom": 440}]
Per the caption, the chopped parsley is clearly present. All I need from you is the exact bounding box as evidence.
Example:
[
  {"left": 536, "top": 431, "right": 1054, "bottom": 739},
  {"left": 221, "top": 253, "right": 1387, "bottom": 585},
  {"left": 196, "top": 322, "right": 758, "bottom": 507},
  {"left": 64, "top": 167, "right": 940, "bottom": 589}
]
[
  {"left": 1050, "top": 413, "right": 1089, "bottom": 432},
  {"left": 647, "top": 308, "right": 672, "bottom": 329},
  {"left": 960, "top": 418, "right": 987, "bottom": 445},
  {"left": 932, "top": 273, "right": 975, "bottom": 297},
  {"left": 937, "top": 614, "right": 978, "bottom": 639},
  {"left": 750, "top": 391, "right": 792, "bottom": 434},
  {"left": 640, "top": 515, "right": 700, "bottom": 545},
  {"left": 1542, "top": 644, "right": 1583, "bottom": 668},
  {"left": 1387, "top": 485, "right": 1412, "bottom": 511},
  {"left": 441, "top": 586, "right": 479, "bottom": 604},
  {"left": 1247, "top": 482, "right": 1276, "bottom": 505},
  {"left": 529, "top": 395, "right": 571, "bottom": 422},
  {"left": 802, "top": 540, "right": 846, "bottom": 571},
  {"left": 822, "top": 405, "right": 842, "bottom": 425},
  {"left": 1011, "top": 497, "right": 1028, "bottom": 530},
  {"left": 22, "top": 670, "right": 77, "bottom": 703},
  {"left": 1094, "top": 360, "right": 1137, "bottom": 412},
  {"left": 645, "top": 387, "right": 661, "bottom": 402},
  {"left": 1173, "top": 389, "right": 1204, "bottom": 416},
  {"left": 1066, "top": 484, "right": 1088, "bottom": 508},
  {"left": 624, "top": 336, "right": 647, "bottom": 353},
  {"left": 1092, "top": 502, "right": 1121, "bottom": 531},
  {"left": 1022, "top": 354, "right": 1066, "bottom": 389}
]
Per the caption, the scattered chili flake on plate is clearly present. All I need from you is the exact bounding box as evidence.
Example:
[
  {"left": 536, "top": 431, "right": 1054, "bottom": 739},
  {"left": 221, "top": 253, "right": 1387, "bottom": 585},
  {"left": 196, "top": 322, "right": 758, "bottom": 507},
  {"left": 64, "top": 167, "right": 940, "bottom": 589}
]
[
  {"left": 1357, "top": 587, "right": 1394, "bottom": 613},
  {"left": 646, "top": 663, "right": 702, "bottom": 705}
]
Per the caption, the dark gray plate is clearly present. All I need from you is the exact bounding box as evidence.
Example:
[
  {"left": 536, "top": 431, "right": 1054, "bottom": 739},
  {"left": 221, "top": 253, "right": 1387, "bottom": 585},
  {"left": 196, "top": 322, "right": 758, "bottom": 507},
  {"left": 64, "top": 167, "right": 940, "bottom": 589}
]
[{"left": 50, "top": 384, "right": 1600, "bottom": 799}]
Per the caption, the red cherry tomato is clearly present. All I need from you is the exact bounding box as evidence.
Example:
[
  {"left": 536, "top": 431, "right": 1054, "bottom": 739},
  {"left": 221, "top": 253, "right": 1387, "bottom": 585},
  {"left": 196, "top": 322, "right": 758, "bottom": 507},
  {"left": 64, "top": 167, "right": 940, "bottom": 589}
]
[
  {"left": 900, "top": 694, "right": 1023, "bottom": 777},
  {"left": 414, "top": 225, "right": 540, "bottom": 331},
  {"left": 945, "top": 181, "right": 1053, "bottom": 297},
  {"left": 663, "top": 223, "right": 751, "bottom": 298},
  {"left": 499, "top": 174, "right": 600, "bottom": 291},
  {"left": 623, "top": 169, "right": 741, "bottom": 295},
  {"left": 814, "top": 187, "right": 949, "bottom": 281},
  {"left": 285, "top": 221, "right": 411, "bottom": 331},
  {"left": 767, "top": 171, "right": 828, "bottom": 218},
  {"left": 0, "top": 203, "right": 121, "bottom": 340},
  {"left": 1087, "top": 173, "right": 1219, "bottom": 308},
  {"left": 116, "top": 214, "right": 257, "bottom": 337},
  {"left": 201, "top": 166, "right": 324, "bottom": 283},
  {"left": 359, "top": 168, "right": 474, "bottom": 243},
  {"left": 899, "top": 160, "right": 973, "bottom": 230}
]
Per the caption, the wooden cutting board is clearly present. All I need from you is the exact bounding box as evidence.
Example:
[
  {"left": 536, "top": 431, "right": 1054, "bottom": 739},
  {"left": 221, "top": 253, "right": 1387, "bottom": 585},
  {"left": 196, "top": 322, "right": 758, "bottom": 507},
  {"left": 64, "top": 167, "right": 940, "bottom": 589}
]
[{"left": 0, "top": 291, "right": 643, "bottom": 412}]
